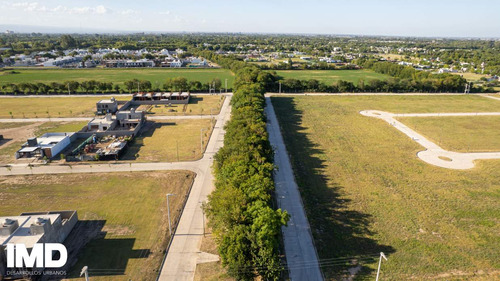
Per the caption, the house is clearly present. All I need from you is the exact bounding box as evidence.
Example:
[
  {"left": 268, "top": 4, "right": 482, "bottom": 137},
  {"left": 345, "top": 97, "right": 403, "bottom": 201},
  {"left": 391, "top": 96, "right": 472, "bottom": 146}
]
[
  {"left": 96, "top": 97, "right": 119, "bottom": 114},
  {"left": 105, "top": 59, "right": 155, "bottom": 68},
  {"left": 116, "top": 108, "right": 146, "bottom": 129},
  {"left": 87, "top": 114, "right": 117, "bottom": 132},
  {"left": 16, "top": 133, "right": 76, "bottom": 159},
  {"left": 170, "top": 59, "right": 184, "bottom": 68},
  {"left": 0, "top": 211, "right": 78, "bottom": 278}
]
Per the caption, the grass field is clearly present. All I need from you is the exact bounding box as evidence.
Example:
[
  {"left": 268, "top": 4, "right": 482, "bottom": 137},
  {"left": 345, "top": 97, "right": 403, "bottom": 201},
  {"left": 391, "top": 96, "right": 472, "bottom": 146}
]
[
  {"left": 0, "top": 171, "right": 195, "bottom": 281},
  {"left": 149, "top": 95, "right": 225, "bottom": 116},
  {"left": 272, "top": 95, "right": 500, "bottom": 280},
  {"left": 123, "top": 119, "right": 214, "bottom": 162},
  {"left": 0, "top": 95, "right": 222, "bottom": 118},
  {"left": 0, "top": 96, "right": 127, "bottom": 118},
  {"left": 398, "top": 116, "right": 500, "bottom": 152},
  {"left": 451, "top": 72, "right": 489, "bottom": 82},
  {"left": 0, "top": 68, "right": 234, "bottom": 88},
  {"left": 34, "top": 121, "right": 88, "bottom": 135},
  {"left": 0, "top": 122, "right": 33, "bottom": 129},
  {"left": 275, "top": 69, "right": 391, "bottom": 85}
]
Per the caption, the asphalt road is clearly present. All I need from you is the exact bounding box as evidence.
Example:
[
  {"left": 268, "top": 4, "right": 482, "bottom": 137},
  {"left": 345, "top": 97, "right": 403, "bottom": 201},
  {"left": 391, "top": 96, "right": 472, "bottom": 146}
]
[{"left": 265, "top": 97, "right": 324, "bottom": 281}]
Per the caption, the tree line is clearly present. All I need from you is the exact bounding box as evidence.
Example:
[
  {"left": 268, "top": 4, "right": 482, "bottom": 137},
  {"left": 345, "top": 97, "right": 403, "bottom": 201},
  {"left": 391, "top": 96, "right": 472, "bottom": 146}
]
[
  {"left": 0, "top": 77, "right": 226, "bottom": 95},
  {"left": 203, "top": 53, "right": 289, "bottom": 280}
]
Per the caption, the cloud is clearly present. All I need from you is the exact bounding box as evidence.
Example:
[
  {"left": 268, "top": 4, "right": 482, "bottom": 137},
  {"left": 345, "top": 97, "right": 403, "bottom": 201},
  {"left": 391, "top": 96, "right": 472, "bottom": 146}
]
[
  {"left": 8, "top": 2, "right": 111, "bottom": 15},
  {"left": 159, "top": 11, "right": 171, "bottom": 15},
  {"left": 120, "top": 9, "right": 136, "bottom": 16}
]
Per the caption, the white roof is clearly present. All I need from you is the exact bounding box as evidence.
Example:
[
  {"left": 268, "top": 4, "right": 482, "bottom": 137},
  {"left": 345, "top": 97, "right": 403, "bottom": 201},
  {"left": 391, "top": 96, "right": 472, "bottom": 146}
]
[
  {"left": 19, "top": 147, "right": 39, "bottom": 153},
  {"left": 0, "top": 214, "right": 61, "bottom": 248}
]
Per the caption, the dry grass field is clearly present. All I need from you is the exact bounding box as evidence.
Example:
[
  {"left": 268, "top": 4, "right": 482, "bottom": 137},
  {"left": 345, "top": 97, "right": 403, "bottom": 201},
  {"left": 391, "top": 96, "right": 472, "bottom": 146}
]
[
  {"left": 272, "top": 95, "right": 500, "bottom": 280},
  {"left": 0, "top": 171, "right": 195, "bottom": 281}
]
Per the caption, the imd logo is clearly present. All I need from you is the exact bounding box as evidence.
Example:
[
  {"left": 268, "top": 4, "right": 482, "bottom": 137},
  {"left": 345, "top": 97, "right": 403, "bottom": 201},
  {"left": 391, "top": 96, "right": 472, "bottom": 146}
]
[{"left": 6, "top": 243, "right": 68, "bottom": 268}]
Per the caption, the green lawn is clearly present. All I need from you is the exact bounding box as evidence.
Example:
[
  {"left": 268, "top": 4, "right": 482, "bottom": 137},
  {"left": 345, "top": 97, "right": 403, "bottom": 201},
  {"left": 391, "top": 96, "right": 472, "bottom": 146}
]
[
  {"left": 0, "top": 171, "right": 195, "bottom": 281},
  {"left": 272, "top": 95, "right": 500, "bottom": 280},
  {"left": 275, "top": 69, "right": 391, "bottom": 84},
  {"left": 0, "top": 68, "right": 234, "bottom": 89},
  {"left": 34, "top": 121, "right": 88, "bottom": 135},
  {"left": 123, "top": 119, "right": 214, "bottom": 162},
  {"left": 398, "top": 116, "right": 500, "bottom": 152}
]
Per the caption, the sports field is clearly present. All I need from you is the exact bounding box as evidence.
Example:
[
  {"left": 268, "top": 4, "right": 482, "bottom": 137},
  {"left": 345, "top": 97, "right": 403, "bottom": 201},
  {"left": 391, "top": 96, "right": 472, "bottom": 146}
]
[
  {"left": 271, "top": 95, "right": 500, "bottom": 280},
  {"left": 398, "top": 115, "right": 500, "bottom": 152},
  {"left": 0, "top": 171, "right": 195, "bottom": 281},
  {"left": 0, "top": 68, "right": 234, "bottom": 88},
  {"left": 275, "top": 70, "right": 391, "bottom": 84}
]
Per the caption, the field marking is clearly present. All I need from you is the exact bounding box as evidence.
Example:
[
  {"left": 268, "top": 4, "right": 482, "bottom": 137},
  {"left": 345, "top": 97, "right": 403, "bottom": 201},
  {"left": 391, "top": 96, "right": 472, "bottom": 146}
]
[{"left": 360, "top": 110, "right": 500, "bottom": 169}]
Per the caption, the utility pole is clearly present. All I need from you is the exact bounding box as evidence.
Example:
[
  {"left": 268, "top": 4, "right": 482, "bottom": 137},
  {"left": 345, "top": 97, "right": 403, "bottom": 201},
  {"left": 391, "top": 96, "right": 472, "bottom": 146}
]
[
  {"left": 200, "top": 201, "right": 206, "bottom": 237},
  {"left": 166, "top": 193, "right": 175, "bottom": 236},
  {"left": 375, "top": 252, "right": 388, "bottom": 281},
  {"left": 80, "top": 266, "right": 89, "bottom": 281},
  {"left": 67, "top": 83, "right": 71, "bottom": 95},
  {"left": 279, "top": 81, "right": 282, "bottom": 94},
  {"left": 137, "top": 82, "right": 140, "bottom": 94},
  {"left": 200, "top": 128, "right": 207, "bottom": 154},
  {"left": 225, "top": 78, "right": 228, "bottom": 93}
]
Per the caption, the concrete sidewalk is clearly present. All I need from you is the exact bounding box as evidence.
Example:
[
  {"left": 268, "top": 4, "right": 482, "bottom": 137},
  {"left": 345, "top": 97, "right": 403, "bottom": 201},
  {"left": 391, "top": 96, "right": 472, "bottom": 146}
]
[{"left": 265, "top": 97, "right": 323, "bottom": 281}]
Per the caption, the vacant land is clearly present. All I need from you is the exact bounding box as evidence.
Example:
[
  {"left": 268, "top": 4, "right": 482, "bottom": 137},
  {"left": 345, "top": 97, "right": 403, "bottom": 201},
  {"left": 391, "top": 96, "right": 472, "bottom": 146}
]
[
  {"left": 149, "top": 95, "right": 225, "bottom": 116},
  {"left": 0, "top": 95, "right": 221, "bottom": 118},
  {"left": 272, "top": 95, "right": 500, "bottom": 280},
  {"left": 0, "top": 96, "right": 127, "bottom": 118},
  {"left": 123, "top": 119, "right": 214, "bottom": 162},
  {"left": 0, "top": 68, "right": 234, "bottom": 88},
  {"left": 194, "top": 233, "right": 233, "bottom": 281},
  {"left": 398, "top": 116, "right": 500, "bottom": 152},
  {"left": 451, "top": 72, "right": 489, "bottom": 82},
  {"left": 276, "top": 70, "right": 391, "bottom": 84},
  {"left": 0, "top": 171, "right": 195, "bottom": 281}
]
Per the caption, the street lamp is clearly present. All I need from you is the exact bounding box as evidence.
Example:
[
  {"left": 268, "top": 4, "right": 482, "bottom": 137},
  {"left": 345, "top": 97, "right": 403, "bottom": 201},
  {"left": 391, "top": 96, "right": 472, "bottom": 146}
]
[
  {"left": 200, "top": 128, "right": 207, "bottom": 154},
  {"left": 375, "top": 252, "right": 388, "bottom": 281},
  {"left": 166, "top": 193, "right": 175, "bottom": 236},
  {"left": 80, "top": 266, "right": 89, "bottom": 281},
  {"left": 199, "top": 201, "right": 206, "bottom": 237}
]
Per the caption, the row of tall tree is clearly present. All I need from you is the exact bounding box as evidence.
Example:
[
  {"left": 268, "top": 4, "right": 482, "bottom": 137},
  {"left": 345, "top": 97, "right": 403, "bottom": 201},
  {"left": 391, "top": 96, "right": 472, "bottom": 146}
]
[
  {"left": 204, "top": 54, "right": 289, "bottom": 280},
  {"left": 0, "top": 77, "right": 226, "bottom": 94}
]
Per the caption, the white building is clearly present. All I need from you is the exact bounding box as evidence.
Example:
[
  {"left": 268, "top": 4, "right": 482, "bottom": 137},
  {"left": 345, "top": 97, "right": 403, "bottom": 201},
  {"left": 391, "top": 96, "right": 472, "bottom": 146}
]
[{"left": 16, "top": 133, "right": 76, "bottom": 159}]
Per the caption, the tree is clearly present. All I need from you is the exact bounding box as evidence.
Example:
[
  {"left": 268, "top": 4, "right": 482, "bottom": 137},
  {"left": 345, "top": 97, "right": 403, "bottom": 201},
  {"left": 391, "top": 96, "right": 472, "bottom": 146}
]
[
  {"left": 59, "top": 35, "right": 76, "bottom": 49},
  {"left": 171, "top": 77, "right": 188, "bottom": 92}
]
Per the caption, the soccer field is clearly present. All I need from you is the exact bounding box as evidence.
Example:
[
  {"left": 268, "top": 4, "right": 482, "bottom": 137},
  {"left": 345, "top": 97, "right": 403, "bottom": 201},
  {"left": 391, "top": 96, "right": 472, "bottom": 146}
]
[
  {"left": 272, "top": 94, "right": 500, "bottom": 280},
  {"left": 0, "top": 68, "right": 234, "bottom": 88},
  {"left": 275, "top": 69, "right": 391, "bottom": 84}
]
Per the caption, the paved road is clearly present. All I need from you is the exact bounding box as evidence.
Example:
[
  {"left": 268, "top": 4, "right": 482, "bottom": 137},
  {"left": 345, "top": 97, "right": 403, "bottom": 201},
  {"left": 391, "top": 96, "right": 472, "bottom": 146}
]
[
  {"left": 157, "top": 95, "right": 231, "bottom": 281},
  {"left": 265, "top": 97, "right": 323, "bottom": 281},
  {"left": 0, "top": 115, "right": 214, "bottom": 123},
  {"left": 361, "top": 110, "right": 500, "bottom": 169}
]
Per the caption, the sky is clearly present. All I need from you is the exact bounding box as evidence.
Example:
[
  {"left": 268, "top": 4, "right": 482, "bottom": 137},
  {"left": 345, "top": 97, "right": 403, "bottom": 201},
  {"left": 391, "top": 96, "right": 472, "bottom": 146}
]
[{"left": 1, "top": 0, "right": 499, "bottom": 37}]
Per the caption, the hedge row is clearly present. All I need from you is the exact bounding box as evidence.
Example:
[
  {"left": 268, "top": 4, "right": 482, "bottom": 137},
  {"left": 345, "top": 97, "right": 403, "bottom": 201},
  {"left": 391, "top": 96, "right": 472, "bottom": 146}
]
[{"left": 204, "top": 56, "right": 289, "bottom": 280}]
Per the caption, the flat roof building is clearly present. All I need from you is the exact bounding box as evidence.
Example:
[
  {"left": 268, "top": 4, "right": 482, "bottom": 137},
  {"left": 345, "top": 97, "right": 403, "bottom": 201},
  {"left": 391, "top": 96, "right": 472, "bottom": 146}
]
[
  {"left": 0, "top": 211, "right": 78, "bottom": 278},
  {"left": 16, "top": 133, "right": 76, "bottom": 159},
  {"left": 96, "top": 97, "right": 119, "bottom": 114}
]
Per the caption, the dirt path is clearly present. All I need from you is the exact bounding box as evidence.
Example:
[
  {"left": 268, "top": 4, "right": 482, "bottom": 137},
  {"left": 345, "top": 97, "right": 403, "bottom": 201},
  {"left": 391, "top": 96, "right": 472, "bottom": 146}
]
[{"left": 0, "top": 122, "right": 41, "bottom": 149}]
